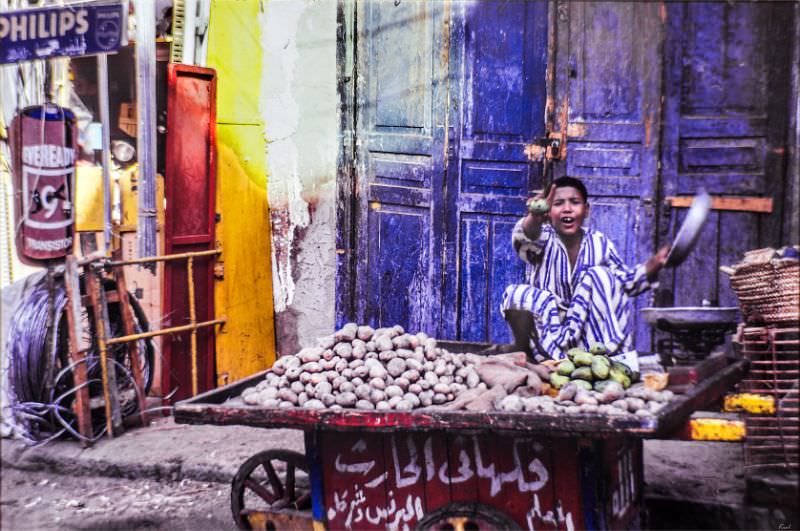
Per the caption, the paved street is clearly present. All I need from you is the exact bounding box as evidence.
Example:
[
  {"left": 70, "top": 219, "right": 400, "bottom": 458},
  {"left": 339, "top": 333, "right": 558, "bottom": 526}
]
[{"left": 1, "top": 468, "right": 234, "bottom": 531}]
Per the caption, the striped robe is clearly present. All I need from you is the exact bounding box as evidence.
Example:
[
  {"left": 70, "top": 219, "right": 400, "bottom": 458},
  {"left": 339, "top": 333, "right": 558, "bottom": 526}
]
[{"left": 501, "top": 221, "right": 652, "bottom": 360}]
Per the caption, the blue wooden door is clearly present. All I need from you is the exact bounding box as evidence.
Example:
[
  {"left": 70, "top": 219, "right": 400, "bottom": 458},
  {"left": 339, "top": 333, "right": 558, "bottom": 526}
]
[
  {"left": 553, "top": 2, "right": 663, "bottom": 350},
  {"left": 350, "top": 0, "right": 449, "bottom": 334},
  {"left": 658, "top": 2, "right": 793, "bottom": 311},
  {"left": 346, "top": 1, "right": 549, "bottom": 340},
  {"left": 441, "top": 0, "right": 548, "bottom": 343}
]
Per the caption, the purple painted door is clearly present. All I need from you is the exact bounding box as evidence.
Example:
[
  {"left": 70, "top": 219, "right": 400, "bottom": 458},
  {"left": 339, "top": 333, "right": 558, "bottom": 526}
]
[
  {"left": 350, "top": 1, "right": 448, "bottom": 335},
  {"left": 657, "top": 2, "right": 793, "bottom": 313},
  {"left": 442, "top": 1, "right": 548, "bottom": 343},
  {"left": 343, "top": 1, "right": 548, "bottom": 340},
  {"left": 553, "top": 2, "right": 663, "bottom": 350}
]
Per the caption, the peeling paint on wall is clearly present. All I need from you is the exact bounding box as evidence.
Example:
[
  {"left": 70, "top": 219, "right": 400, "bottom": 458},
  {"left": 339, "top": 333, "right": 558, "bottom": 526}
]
[{"left": 261, "top": 0, "right": 338, "bottom": 352}]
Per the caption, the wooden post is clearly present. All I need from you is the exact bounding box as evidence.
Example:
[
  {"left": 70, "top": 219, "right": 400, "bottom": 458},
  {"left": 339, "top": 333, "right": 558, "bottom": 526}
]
[
  {"left": 85, "top": 267, "right": 123, "bottom": 437},
  {"left": 63, "top": 256, "right": 94, "bottom": 444},
  {"left": 111, "top": 248, "right": 148, "bottom": 425}
]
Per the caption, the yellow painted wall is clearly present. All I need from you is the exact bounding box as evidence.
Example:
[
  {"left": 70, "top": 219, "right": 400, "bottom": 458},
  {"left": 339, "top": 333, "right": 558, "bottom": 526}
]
[{"left": 207, "top": 0, "right": 276, "bottom": 385}]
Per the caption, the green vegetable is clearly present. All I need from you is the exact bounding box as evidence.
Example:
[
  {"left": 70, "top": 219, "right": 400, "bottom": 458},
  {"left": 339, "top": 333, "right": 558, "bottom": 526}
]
[
  {"left": 549, "top": 373, "right": 570, "bottom": 389},
  {"left": 609, "top": 368, "right": 632, "bottom": 389},
  {"left": 557, "top": 360, "right": 576, "bottom": 376},
  {"left": 590, "top": 343, "right": 608, "bottom": 355},
  {"left": 570, "top": 367, "right": 594, "bottom": 382},
  {"left": 591, "top": 356, "right": 611, "bottom": 379},
  {"left": 527, "top": 198, "right": 550, "bottom": 214},
  {"left": 611, "top": 360, "right": 633, "bottom": 379},
  {"left": 567, "top": 348, "right": 587, "bottom": 361},
  {"left": 573, "top": 351, "right": 594, "bottom": 367},
  {"left": 572, "top": 379, "right": 593, "bottom": 391}
]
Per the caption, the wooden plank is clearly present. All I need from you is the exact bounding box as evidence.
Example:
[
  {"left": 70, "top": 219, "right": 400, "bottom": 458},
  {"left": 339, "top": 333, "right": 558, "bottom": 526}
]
[
  {"left": 63, "top": 255, "right": 93, "bottom": 444},
  {"left": 667, "top": 351, "right": 728, "bottom": 386},
  {"left": 549, "top": 438, "right": 582, "bottom": 530},
  {"left": 666, "top": 195, "right": 773, "bottom": 213},
  {"left": 420, "top": 431, "right": 451, "bottom": 514},
  {"left": 110, "top": 248, "right": 147, "bottom": 424},
  {"left": 446, "top": 433, "right": 479, "bottom": 504},
  {"left": 85, "top": 267, "right": 123, "bottom": 437},
  {"left": 382, "top": 432, "right": 426, "bottom": 529},
  {"left": 319, "top": 431, "right": 387, "bottom": 529}
]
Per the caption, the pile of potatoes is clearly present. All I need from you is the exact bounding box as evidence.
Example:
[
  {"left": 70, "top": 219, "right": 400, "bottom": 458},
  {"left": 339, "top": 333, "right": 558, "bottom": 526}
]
[
  {"left": 496, "top": 380, "right": 674, "bottom": 417},
  {"left": 240, "top": 323, "right": 486, "bottom": 411}
]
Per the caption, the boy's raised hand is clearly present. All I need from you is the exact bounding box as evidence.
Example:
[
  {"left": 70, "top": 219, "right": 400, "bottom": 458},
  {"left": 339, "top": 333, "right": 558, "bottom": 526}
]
[
  {"left": 526, "top": 185, "right": 555, "bottom": 222},
  {"left": 645, "top": 245, "right": 671, "bottom": 281}
]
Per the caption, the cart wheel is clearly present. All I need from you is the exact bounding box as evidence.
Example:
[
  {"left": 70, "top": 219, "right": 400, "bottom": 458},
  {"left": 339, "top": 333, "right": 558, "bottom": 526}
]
[
  {"left": 230, "top": 449, "right": 311, "bottom": 530},
  {"left": 416, "top": 503, "right": 518, "bottom": 531}
]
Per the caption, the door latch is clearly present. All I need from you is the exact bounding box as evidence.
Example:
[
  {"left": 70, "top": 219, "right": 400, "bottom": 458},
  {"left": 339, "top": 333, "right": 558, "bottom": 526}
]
[{"left": 524, "top": 134, "right": 564, "bottom": 162}]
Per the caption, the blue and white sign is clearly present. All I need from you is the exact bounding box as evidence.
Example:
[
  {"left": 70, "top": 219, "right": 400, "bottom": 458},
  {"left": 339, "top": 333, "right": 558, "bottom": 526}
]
[{"left": 0, "top": 1, "right": 127, "bottom": 64}]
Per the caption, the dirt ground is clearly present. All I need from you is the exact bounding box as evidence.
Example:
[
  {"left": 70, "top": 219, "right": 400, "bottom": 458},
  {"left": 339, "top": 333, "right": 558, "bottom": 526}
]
[{"left": 0, "top": 468, "right": 236, "bottom": 531}]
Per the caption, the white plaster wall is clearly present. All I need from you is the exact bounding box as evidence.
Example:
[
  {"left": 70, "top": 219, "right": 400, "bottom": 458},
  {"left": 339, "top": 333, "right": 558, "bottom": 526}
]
[{"left": 261, "top": 0, "right": 338, "bottom": 354}]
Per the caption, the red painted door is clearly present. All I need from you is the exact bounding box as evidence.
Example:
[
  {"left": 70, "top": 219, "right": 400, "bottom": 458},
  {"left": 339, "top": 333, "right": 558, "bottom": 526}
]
[{"left": 163, "top": 64, "right": 217, "bottom": 400}]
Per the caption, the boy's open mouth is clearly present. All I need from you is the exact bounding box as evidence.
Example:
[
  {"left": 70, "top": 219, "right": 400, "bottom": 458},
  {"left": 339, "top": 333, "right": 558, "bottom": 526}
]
[{"left": 560, "top": 216, "right": 575, "bottom": 224}]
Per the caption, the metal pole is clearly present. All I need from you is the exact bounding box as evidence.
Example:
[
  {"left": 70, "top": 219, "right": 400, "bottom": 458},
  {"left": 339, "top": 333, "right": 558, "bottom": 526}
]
[
  {"left": 187, "top": 257, "right": 198, "bottom": 396},
  {"left": 135, "top": 0, "right": 158, "bottom": 262},
  {"left": 105, "top": 318, "right": 226, "bottom": 345},
  {"left": 97, "top": 54, "right": 113, "bottom": 255}
]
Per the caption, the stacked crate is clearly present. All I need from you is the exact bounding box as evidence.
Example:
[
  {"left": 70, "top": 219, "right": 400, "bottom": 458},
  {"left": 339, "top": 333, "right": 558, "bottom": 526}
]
[
  {"left": 727, "top": 248, "right": 799, "bottom": 473},
  {"left": 738, "top": 325, "right": 799, "bottom": 471}
]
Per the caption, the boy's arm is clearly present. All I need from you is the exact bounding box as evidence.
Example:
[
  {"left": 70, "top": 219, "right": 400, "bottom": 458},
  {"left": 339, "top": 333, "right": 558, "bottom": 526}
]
[
  {"left": 606, "top": 239, "right": 661, "bottom": 296},
  {"left": 512, "top": 216, "right": 549, "bottom": 265}
]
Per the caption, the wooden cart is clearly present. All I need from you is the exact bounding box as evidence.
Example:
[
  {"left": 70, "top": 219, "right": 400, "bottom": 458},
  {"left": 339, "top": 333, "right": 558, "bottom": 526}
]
[{"left": 174, "top": 349, "right": 747, "bottom": 531}]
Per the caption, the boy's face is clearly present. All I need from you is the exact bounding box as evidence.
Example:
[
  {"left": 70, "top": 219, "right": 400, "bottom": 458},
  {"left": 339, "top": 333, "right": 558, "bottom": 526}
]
[{"left": 549, "top": 186, "right": 588, "bottom": 237}]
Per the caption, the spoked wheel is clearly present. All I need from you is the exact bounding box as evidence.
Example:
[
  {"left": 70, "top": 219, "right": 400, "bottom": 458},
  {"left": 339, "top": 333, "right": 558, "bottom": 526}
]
[
  {"left": 416, "top": 503, "right": 518, "bottom": 531},
  {"left": 230, "top": 449, "right": 311, "bottom": 530}
]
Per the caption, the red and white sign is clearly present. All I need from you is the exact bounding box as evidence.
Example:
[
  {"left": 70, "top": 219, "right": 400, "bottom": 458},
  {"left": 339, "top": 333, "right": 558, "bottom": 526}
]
[{"left": 10, "top": 104, "right": 77, "bottom": 264}]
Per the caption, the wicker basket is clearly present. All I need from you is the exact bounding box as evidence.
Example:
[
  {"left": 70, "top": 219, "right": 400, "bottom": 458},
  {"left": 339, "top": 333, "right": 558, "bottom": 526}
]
[{"left": 727, "top": 258, "right": 800, "bottom": 324}]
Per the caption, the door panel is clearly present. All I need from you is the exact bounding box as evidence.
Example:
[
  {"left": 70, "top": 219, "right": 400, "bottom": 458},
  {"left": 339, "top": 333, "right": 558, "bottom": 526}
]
[
  {"left": 659, "top": 2, "right": 792, "bottom": 309},
  {"left": 163, "top": 65, "right": 216, "bottom": 400},
  {"left": 442, "top": 0, "right": 548, "bottom": 342},
  {"left": 354, "top": 0, "right": 447, "bottom": 334},
  {"left": 557, "top": 2, "right": 662, "bottom": 349}
]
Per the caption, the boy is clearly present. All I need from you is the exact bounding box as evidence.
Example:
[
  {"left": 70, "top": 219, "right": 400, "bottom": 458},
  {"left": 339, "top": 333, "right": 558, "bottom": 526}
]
[{"left": 498, "top": 176, "right": 670, "bottom": 360}]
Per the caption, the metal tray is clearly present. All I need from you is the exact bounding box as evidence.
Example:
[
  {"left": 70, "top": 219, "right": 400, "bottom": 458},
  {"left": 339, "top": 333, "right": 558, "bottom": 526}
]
[{"left": 174, "top": 358, "right": 747, "bottom": 438}]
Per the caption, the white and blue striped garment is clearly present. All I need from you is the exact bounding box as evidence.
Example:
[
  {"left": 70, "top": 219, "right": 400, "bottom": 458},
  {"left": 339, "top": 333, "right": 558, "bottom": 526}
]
[{"left": 501, "top": 220, "right": 652, "bottom": 359}]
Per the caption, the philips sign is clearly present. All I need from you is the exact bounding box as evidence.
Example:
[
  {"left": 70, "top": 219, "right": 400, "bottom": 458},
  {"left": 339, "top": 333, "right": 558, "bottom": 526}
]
[{"left": 0, "top": 1, "right": 127, "bottom": 64}]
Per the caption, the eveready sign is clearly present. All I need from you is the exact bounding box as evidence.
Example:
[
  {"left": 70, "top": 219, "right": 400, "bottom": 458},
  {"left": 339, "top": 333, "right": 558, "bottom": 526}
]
[
  {"left": 0, "top": 1, "right": 127, "bottom": 64},
  {"left": 10, "top": 105, "right": 78, "bottom": 263}
]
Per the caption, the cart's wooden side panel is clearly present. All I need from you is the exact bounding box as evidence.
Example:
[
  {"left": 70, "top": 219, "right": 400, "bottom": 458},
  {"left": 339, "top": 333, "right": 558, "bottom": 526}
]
[
  {"left": 314, "top": 431, "right": 640, "bottom": 530},
  {"left": 319, "top": 432, "right": 389, "bottom": 529},
  {"left": 551, "top": 440, "right": 584, "bottom": 530},
  {"left": 421, "top": 432, "right": 451, "bottom": 512}
]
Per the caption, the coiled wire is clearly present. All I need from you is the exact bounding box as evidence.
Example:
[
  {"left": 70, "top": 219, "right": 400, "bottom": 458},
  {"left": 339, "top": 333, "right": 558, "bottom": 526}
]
[{"left": 5, "top": 272, "right": 151, "bottom": 444}]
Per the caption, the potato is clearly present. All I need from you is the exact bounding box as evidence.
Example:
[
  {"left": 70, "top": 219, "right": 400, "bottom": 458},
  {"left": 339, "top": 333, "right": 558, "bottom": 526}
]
[
  {"left": 336, "top": 392, "right": 357, "bottom": 407},
  {"left": 432, "top": 393, "right": 448, "bottom": 405},
  {"left": 385, "top": 385, "right": 404, "bottom": 398},
  {"left": 356, "top": 399, "right": 374, "bottom": 410},
  {"left": 387, "top": 358, "right": 407, "bottom": 377},
  {"left": 335, "top": 323, "right": 358, "bottom": 343},
  {"left": 357, "top": 325, "right": 374, "bottom": 342},
  {"left": 298, "top": 347, "right": 323, "bottom": 363},
  {"left": 369, "top": 389, "right": 387, "bottom": 404}
]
